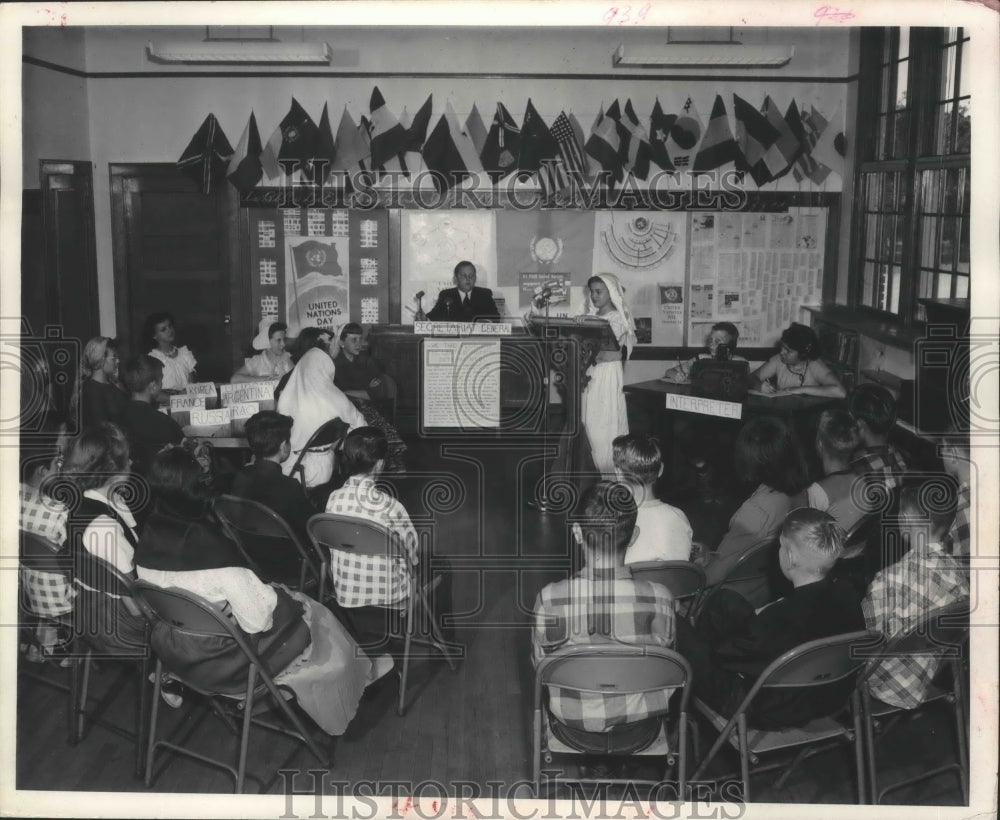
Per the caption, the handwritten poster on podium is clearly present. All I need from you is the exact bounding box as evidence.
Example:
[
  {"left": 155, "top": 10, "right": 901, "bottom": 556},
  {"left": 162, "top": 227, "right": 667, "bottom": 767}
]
[{"left": 422, "top": 339, "right": 501, "bottom": 428}]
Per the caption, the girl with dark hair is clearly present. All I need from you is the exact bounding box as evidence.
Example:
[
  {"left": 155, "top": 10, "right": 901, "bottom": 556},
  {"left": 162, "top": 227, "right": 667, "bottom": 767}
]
[
  {"left": 232, "top": 318, "right": 293, "bottom": 382},
  {"left": 70, "top": 336, "right": 128, "bottom": 427},
  {"left": 701, "top": 415, "right": 810, "bottom": 606},
  {"left": 749, "top": 322, "right": 846, "bottom": 398},
  {"left": 142, "top": 311, "right": 197, "bottom": 392},
  {"left": 135, "top": 446, "right": 393, "bottom": 736}
]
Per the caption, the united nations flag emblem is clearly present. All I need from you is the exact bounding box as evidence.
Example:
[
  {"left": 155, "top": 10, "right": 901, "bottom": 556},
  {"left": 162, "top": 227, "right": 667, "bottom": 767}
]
[
  {"left": 530, "top": 236, "right": 563, "bottom": 265},
  {"left": 306, "top": 247, "right": 327, "bottom": 268}
]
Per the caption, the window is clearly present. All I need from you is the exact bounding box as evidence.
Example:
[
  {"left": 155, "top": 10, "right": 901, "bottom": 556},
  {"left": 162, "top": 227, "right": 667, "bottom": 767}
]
[{"left": 854, "top": 28, "right": 971, "bottom": 323}]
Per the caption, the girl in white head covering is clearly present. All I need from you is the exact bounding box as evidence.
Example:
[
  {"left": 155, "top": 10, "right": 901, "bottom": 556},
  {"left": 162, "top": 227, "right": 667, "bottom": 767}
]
[
  {"left": 232, "top": 317, "right": 293, "bottom": 382},
  {"left": 580, "top": 273, "right": 635, "bottom": 475},
  {"left": 276, "top": 347, "right": 365, "bottom": 488}
]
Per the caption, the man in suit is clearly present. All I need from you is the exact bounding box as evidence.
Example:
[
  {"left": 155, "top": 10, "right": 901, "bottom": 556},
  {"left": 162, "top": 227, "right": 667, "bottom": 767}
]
[{"left": 426, "top": 261, "right": 500, "bottom": 322}]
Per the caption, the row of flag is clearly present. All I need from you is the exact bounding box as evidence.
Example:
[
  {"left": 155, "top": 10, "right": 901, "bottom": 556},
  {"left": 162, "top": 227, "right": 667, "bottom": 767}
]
[{"left": 177, "top": 89, "right": 846, "bottom": 196}]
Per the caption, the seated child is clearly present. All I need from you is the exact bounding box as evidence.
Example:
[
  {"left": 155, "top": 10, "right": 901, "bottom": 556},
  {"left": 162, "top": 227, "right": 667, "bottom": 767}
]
[
  {"left": 848, "top": 382, "right": 908, "bottom": 491},
  {"left": 663, "top": 321, "right": 744, "bottom": 382},
  {"left": 677, "top": 508, "right": 865, "bottom": 727},
  {"left": 333, "top": 322, "right": 397, "bottom": 401},
  {"left": 795, "top": 409, "right": 866, "bottom": 533},
  {"left": 18, "top": 415, "right": 74, "bottom": 660},
  {"left": 862, "top": 481, "right": 969, "bottom": 709},
  {"left": 532, "top": 480, "right": 677, "bottom": 754},
  {"left": 231, "top": 411, "right": 318, "bottom": 541},
  {"left": 612, "top": 434, "right": 693, "bottom": 564},
  {"left": 120, "top": 354, "right": 184, "bottom": 475}
]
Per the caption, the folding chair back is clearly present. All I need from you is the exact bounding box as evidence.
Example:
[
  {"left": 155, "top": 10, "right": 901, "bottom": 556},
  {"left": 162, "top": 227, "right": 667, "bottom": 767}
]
[
  {"left": 214, "top": 495, "right": 319, "bottom": 592},
  {"left": 629, "top": 561, "right": 705, "bottom": 602},
  {"left": 132, "top": 581, "right": 326, "bottom": 792},
  {"left": 841, "top": 513, "right": 882, "bottom": 560},
  {"left": 753, "top": 630, "right": 884, "bottom": 692},
  {"left": 692, "top": 538, "right": 778, "bottom": 621},
  {"left": 289, "top": 417, "right": 350, "bottom": 485},
  {"left": 533, "top": 644, "right": 692, "bottom": 793},
  {"left": 874, "top": 597, "right": 969, "bottom": 661}
]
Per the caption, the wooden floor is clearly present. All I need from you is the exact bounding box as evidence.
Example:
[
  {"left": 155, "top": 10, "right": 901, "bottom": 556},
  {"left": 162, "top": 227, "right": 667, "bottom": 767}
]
[{"left": 15, "top": 435, "right": 968, "bottom": 805}]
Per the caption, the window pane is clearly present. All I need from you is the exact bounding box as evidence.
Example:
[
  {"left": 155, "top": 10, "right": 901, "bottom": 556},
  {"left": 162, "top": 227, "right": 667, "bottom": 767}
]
[
  {"left": 940, "top": 44, "right": 958, "bottom": 100},
  {"left": 960, "top": 166, "right": 970, "bottom": 213},
  {"left": 898, "top": 28, "right": 910, "bottom": 60},
  {"left": 955, "top": 276, "right": 969, "bottom": 299},
  {"left": 879, "top": 215, "right": 896, "bottom": 259},
  {"left": 863, "top": 262, "right": 875, "bottom": 307},
  {"left": 866, "top": 174, "right": 881, "bottom": 211},
  {"left": 921, "top": 216, "right": 939, "bottom": 267},
  {"left": 890, "top": 267, "right": 901, "bottom": 313},
  {"left": 939, "top": 218, "right": 957, "bottom": 268},
  {"left": 895, "top": 59, "right": 909, "bottom": 110},
  {"left": 936, "top": 274, "right": 952, "bottom": 299},
  {"left": 958, "top": 217, "right": 970, "bottom": 269},
  {"left": 959, "top": 40, "right": 970, "bottom": 96},
  {"left": 865, "top": 214, "right": 880, "bottom": 259},
  {"left": 892, "top": 220, "right": 905, "bottom": 264},
  {"left": 884, "top": 172, "right": 897, "bottom": 210},
  {"left": 919, "top": 269, "right": 933, "bottom": 300},
  {"left": 879, "top": 65, "right": 892, "bottom": 113},
  {"left": 944, "top": 167, "right": 960, "bottom": 213},
  {"left": 935, "top": 101, "right": 954, "bottom": 154},
  {"left": 893, "top": 110, "right": 909, "bottom": 157},
  {"left": 955, "top": 99, "right": 970, "bottom": 153}
]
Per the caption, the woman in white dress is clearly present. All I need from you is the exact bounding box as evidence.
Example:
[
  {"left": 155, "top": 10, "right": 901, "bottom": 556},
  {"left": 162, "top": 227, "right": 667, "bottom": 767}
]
[
  {"left": 578, "top": 274, "right": 637, "bottom": 476},
  {"left": 276, "top": 345, "right": 365, "bottom": 488},
  {"left": 231, "top": 318, "right": 293, "bottom": 382},
  {"left": 143, "top": 312, "right": 197, "bottom": 392}
]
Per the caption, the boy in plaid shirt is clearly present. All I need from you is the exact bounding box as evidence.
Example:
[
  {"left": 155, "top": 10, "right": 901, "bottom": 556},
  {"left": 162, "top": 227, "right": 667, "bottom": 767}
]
[
  {"left": 862, "top": 482, "right": 969, "bottom": 709},
  {"left": 848, "top": 383, "right": 908, "bottom": 492},
  {"left": 18, "top": 417, "right": 75, "bottom": 658},
  {"left": 941, "top": 434, "right": 972, "bottom": 558},
  {"left": 532, "top": 480, "right": 677, "bottom": 751}
]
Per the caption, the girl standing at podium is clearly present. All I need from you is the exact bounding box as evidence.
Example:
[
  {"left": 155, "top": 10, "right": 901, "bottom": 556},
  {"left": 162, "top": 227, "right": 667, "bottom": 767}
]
[{"left": 578, "top": 273, "right": 637, "bottom": 475}]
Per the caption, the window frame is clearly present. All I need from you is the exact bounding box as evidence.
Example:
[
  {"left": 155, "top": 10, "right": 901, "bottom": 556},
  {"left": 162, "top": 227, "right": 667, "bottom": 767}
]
[{"left": 851, "top": 27, "right": 971, "bottom": 327}]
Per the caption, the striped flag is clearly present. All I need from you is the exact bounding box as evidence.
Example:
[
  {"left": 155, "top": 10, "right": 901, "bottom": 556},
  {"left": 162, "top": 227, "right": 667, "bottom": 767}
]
[
  {"left": 794, "top": 106, "right": 833, "bottom": 185},
  {"left": 585, "top": 101, "right": 624, "bottom": 185},
  {"left": 177, "top": 113, "right": 233, "bottom": 194},
  {"left": 649, "top": 98, "right": 677, "bottom": 172},
  {"left": 444, "top": 101, "right": 485, "bottom": 175},
  {"left": 518, "top": 99, "right": 562, "bottom": 197},
  {"left": 369, "top": 87, "right": 407, "bottom": 170},
  {"left": 481, "top": 102, "right": 521, "bottom": 182},
  {"left": 693, "top": 95, "right": 739, "bottom": 173},
  {"left": 465, "top": 104, "right": 488, "bottom": 157},
  {"left": 226, "top": 111, "right": 263, "bottom": 193},
  {"left": 733, "top": 93, "right": 780, "bottom": 186},
  {"left": 761, "top": 96, "right": 802, "bottom": 180},
  {"left": 615, "top": 99, "right": 652, "bottom": 180},
  {"left": 567, "top": 112, "right": 596, "bottom": 178},
  {"left": 551, "top": 111, "right": 587, "bottom": 185}
]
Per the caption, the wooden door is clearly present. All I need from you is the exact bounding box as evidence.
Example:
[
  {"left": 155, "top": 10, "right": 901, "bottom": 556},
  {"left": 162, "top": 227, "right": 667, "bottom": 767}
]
[{"left": 110, "top": 164, "right": 241, "bottom": 382}]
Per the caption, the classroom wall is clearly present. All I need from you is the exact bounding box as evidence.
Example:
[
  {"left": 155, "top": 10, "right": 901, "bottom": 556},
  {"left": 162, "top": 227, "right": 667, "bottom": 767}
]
[
  {"left": 21, "top": 27, "right": 90, "bottom": 188},
  {"left": 21, "top": 25, "right": 855, "bottom": 337}
]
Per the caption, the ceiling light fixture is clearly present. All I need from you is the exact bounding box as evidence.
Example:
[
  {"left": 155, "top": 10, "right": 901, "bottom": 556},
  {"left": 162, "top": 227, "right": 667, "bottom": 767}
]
[
  {"left": 147, "top": 40, "right": 332, "bottom": 65},
  {"left": 613, "top": 42, "right": 794, "bottom": 69}
]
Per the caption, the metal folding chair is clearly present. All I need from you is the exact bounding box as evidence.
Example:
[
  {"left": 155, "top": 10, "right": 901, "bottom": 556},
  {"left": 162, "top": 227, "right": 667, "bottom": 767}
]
[
  {"left": 690, "top": 539, "right": 779, "bottom": 624},
  {"left": 690, "top": 629, "right": 884, "bottom": 803},
  {"left": 532, "top": 644, "right": 693, "bottom": 797},
  {"left": 214, "top": 495, "right": 322, "bottom": 593},
  {"left": 859, "top": 598, "right": 970, "bottom": 804},
  {"left": 133, "top": 581, "right": 329, "bottom": 793},
  {"left": 629, "top": 560, "right": 706, "bottom": 604},
  {"left": 288, "top": 417, "right": 350, "bottom": 486},
  {"left": 306, "top": 512, "right": 456, "bottom": 716}
]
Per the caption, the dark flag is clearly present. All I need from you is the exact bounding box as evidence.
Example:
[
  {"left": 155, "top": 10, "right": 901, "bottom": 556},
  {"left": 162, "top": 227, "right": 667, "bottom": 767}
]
[
  {"left": 693, "top": 95, "right": 740, "bottom": 172},
  {"left": 421, "top": 114, "right": 471, "bottom": 193},
  {"left": 733, "top": 93, "right": 780, "bottom": 186},
  {"left": 313, "top": 103, "right": 337, "bottom": 182},
  {"left": 177, "top": 113, "right": 234, "bottom": 194},
  {"left": 465, "top": 103, "right": 488, "bottom": 156},
  {"left": 648, "top": 98, "right": 677, "bottom": 172},
  {"left": 401, "top": 94, "right": 433, "bottom": 177},
  {"left": 226, "top": 111, "right": 263, "bottom": 193},
  {"left": 481, "top": 102, "right": 521, "bottom": 182},
  {"left": 277, "top": 98, "right": 320, "bottom": 168},
  {"left": 518, "top": 99, "right": 562, "bottom": 196}
]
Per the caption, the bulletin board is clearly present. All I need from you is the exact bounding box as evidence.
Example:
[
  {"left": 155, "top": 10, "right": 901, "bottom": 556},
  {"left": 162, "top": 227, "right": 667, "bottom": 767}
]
[{"left": 246, "top": 208, "right": 391, "bottom": 335}]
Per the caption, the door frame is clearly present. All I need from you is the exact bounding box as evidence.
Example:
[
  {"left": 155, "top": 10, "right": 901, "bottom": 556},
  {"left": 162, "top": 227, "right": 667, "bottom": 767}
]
[{"left": 109, "top": 163, "right": 247, "bottom": 371}]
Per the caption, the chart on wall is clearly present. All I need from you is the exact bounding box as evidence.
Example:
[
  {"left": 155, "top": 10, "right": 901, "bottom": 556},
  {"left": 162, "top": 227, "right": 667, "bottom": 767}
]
[
  {"left": 686, "top": 208, "right": 826, "bottom": 348},
  {"left": 247, "top": 209, "right": 390, "bottom": 336}
]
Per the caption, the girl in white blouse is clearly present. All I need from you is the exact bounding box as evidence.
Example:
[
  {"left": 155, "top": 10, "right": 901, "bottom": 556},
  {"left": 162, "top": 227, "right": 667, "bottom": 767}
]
[
  {"left": 232, "top": 318, "right": 293, "bottom": 382},
  {"left": 143, "top": 311, "right": 197, "bottom": 392}
]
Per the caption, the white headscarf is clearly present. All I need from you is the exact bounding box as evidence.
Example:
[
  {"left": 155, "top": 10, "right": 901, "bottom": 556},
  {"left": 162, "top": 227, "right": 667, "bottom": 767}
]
[
  {"left": 276, "top": 348, "right": 364, "bottom": 453},
  {"left": 251, "top": 315, "right": 279, "bottom": 351},
  {"left": 586, "top": 273, "right": 638, "bottom": 359}
]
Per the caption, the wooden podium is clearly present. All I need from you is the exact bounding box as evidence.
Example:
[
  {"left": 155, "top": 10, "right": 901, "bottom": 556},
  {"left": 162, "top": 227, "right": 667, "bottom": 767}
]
[{"left": 527, "top": 315, "right": 619, "bottom": 508}]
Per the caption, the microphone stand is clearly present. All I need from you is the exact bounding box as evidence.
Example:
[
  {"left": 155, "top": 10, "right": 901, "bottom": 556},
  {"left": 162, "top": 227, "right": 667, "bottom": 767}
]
[{"left": 531, "top": 292, "right": 555, "bottom": 512}]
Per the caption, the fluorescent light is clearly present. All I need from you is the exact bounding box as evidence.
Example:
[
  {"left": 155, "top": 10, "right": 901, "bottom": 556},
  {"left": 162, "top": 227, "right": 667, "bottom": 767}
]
[
  {"left": 147, "top": 40, "right": 331, "bottom": 65},
  {"left": 613, "top": 43, "right": 794, "bottom": 69}
]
